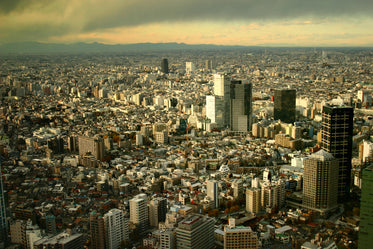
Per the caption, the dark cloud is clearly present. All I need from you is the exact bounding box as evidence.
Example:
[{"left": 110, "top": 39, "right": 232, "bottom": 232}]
[
  {"left": 81, "top": 0, "right": 373, "bottom": 31},
  {"left": 0, "top": 0, "right": 372, "bottom": 43},
  {"left": 0, "top": 0, "right": 25, "bottom": 13}
]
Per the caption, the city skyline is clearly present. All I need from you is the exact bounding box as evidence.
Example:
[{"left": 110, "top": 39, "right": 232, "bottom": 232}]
[{"left": 0, "top": 0, "right": 372, "bottom": 47}]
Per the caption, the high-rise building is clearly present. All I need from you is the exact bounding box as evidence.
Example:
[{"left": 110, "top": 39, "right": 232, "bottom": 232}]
[
  {"left": 161, "top": 59, "right": 169, "bottom": 74},
  {"left": 90, "top": 211, "right": 105, "bottom": 249},
  {"left": 205, "top": 60, "right": 214, "bottom": 71},
  {"left": 130, "top": 194, "right": 149, "bottom": 236},
  {"left": 224, "top": 218, "right": 258, "bottom": 249},
  {"left": 302, "top": 150, "right": 338, "bottom": 211},
  {"left": 321, "top": 104, "right": 353, "bottom": 201},
  {"left": 206, "top": 95, "right": 225, "bottom": 128},
  {"left": 230, "top": 80, "right": 252, "bottom": 132},
  {"left": 274, "top": 89, "right": 296, "bottom": 123},
  {"left": 148, "top": 197, "right": 167, "bottom": 228},
  {"left": 246, "top": 188, "right": 261, "bottom": 214},
  {"left": 78, "top": 136, "right": 105, "bottom": 161},
  {"left": 176, "top": 215, "right": 214, "bottom": 249},
  {"left": 104, "top": 209, "right": 129, "bottom": 249},
  {"left": 0, "top": 165, "right": 7, "bottom": 247},
  {"left": 185, "top": 62, "right": 195, "bottom": 74},
  {"left": 213, "top": 74, "right": 231, "bottom": 127},
  {"left": 359, "top": 165, "right": 373, "bottom": 249},
  {"left": 207, "top": 180, "right": 219, "bottom": 209}
]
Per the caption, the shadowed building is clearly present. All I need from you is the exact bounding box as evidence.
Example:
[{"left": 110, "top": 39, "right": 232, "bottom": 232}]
[
  {"left": 274, "top": 89, "right": 296, "bottom": 123},
  {"left": 161, "top": 58, "right": 169, "bottom": 74},
  {"left": 359, "top": 165, "right": 373, "bottom": 249}
]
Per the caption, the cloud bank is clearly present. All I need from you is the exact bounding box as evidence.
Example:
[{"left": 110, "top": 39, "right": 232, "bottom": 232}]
[{"left": 0, "top": 0, "right": 372, "bottom": 44}]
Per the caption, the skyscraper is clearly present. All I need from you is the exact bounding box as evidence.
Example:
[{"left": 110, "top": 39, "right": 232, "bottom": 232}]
[
  {"left": 185, "top": 62, "right": 195, "bottom": 74},
  {"left": 321, "top": 104, "right": 353, "bottom": 201},
  {"left": 213, "top": 74, "right": 231, "bottom": 127},
  {"left": 161, "top": 58, "right": 169, "bottom": 74},
  {"left": 207, "top": 180, "right": 219, "bottom": 209},
  {"left": 0, "top": 165, "right": 7, "bottom": 247},
  {"left": 104, "top": 209, "right": 129, "bottom": 249},
  {"left": 274, "top": 89, "right": 296, "bottom": 123},
  {"left": 176, "top": 215, "right": 214, "bottom": 249},
  {"left": 302, "top": 150, "right": 338, "bottom": 211},
  {"left": 358, "top": 165, "right": 373, "bottom": 249},
  {"left": 130, "top": 194, "right": 149, "bottom": 236},
  {"left": 205, "top": 95, "right": 225, "bottom": 128},
  {"left": 90, "top": 211, "right": 105, "bottom": 249},
  {"left": 230, "top": 80, "right": 252, "bottom": 132}
]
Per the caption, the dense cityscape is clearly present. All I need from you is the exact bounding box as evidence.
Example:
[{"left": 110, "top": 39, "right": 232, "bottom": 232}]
[{"left": 0, "top": 46, "right": 372, "bottom": 249}]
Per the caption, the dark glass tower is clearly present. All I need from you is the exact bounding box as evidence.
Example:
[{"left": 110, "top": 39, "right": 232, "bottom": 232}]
[
  {"left": 0, "top": 165, "right": 7, "bottom": 247},
  {"left": 161, "top": 58, "right": 169, "bottom": 74},
  {"left": 229, "top": 80, "right": 252, "bottom": 132},
  {"left": 359, "top": 165, "right": 373, "bottom": 248},
  {"left": 321, "top": 105, "right": 353, "bottom": 202},
  {"left": 274, "top": 89, "right": 296, "bottom": 123}
]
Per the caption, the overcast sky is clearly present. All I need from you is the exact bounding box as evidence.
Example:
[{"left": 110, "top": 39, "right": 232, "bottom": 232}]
[{"left": 0, "top": 0, "right": 372, "bottom": 46}]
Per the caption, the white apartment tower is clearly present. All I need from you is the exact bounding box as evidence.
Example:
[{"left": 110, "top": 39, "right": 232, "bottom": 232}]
[
  {"left": 104, "top": 209, "right": 129, "bottom": 249},
  {"left": 130, "top": 194, "right": 149, "bottom": 235},
  {"left": 207, "top": 180, "right": 219, "bottom": 209}
]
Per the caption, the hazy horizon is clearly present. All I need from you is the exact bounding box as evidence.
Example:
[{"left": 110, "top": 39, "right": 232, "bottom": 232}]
[{"left": 1, "top": 0, "right": 372, "bottom": 47}]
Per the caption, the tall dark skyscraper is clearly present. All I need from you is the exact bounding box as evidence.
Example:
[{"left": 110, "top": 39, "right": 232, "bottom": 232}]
[
  {"left": 321, "top": 104, "right": 353, "bottom": 202},
  {"left": 274, "top": 89, "right": 296, "bottom": 123},
  {"left": 359, "top": 165, "right": 373, "bottom": 249},
  {"left": 161, "top": 58, "right": 169, "bottom": 74},
  {"left": 0, "top": 165, "right": 7, "bottom": 247},
  {"left": 230, "top": 80, "right": 252, "bottom": 132}
]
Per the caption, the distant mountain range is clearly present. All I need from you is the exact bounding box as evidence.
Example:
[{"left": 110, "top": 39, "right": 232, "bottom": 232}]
[{"left": 0, "top": 42, "right": 254, "bottom": 54}]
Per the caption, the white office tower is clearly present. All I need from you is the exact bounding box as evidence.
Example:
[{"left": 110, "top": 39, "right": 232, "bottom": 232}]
[
  {"left": 213, "top": 74, "right": 229, "bottom": 96},
  {"left": 362, "top": 140, "right": 373, "bottom": 163},
  {"left": 130, "top": 194, "right": 149, "bottom": 236},
  {"left": 104, "top": 209, "right": 129, "bottom": 249},
  {"left": 176, "top": 215, "right": 214, "bottom": 249},
  {"left": 246, "top": 188, "right": 261, "bottom": 214},
  {"left": 185, "top": 62, "right": 195, "bottom": 74},
  {"left": 207, "top": 180, "right": 219, "bottom": 209},
  {"left": 206, "top": 95, "right": 225, "bottom": 128},
  {"left": 214, "top": 74, "right": 231, "bottom": 127}
]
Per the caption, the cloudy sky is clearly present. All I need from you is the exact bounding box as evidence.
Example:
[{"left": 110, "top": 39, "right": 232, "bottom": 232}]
[{"left": 0, "top": 0, "right": 372, "bottom": 46}]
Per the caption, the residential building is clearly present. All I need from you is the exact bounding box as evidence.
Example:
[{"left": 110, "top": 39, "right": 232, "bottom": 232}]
[{"left": 104, "top": 209, "right": 129, "bottom": 249}]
